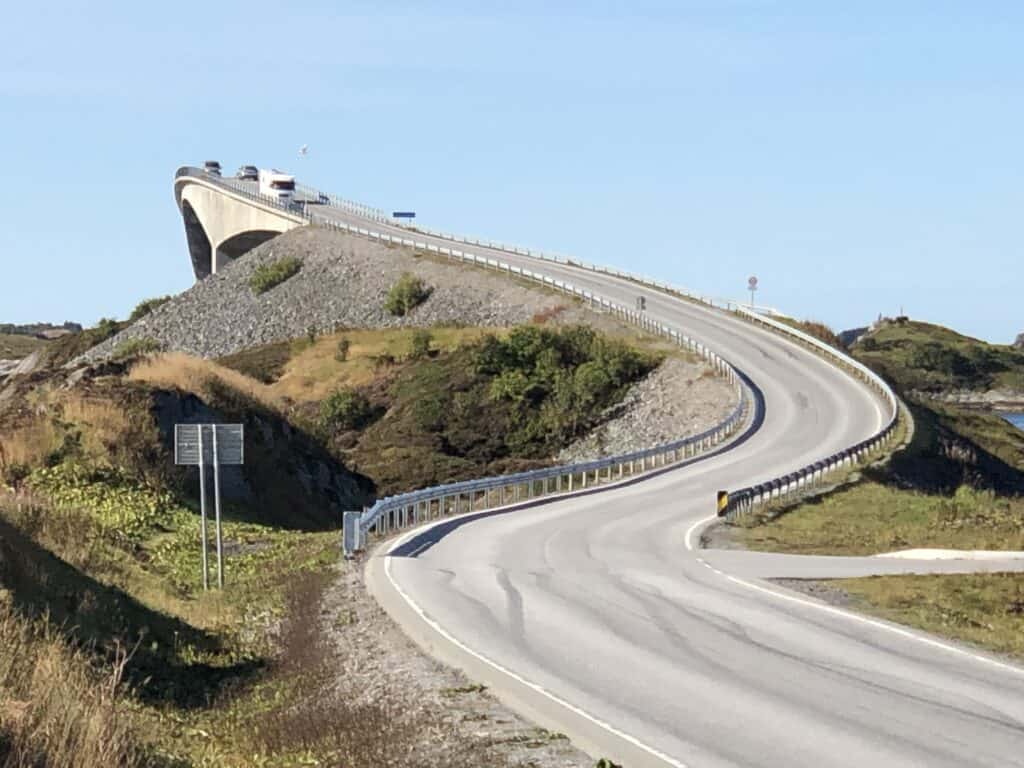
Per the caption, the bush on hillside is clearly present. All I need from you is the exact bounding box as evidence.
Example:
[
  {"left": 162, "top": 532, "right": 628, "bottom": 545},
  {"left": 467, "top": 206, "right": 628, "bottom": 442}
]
[
  {"left": 128, "top": 295, "right": 173, "bottom": 323},
  {"left": 250, "top": 256, "right": 303, "bottom": 295},
  {"left": 409, "top": 329, "right": 432, "bottom": 360},
  {"left": 319, "top": 388, "right": 374, "bottom": 432},
  {"left": 335, "top": 337, "right": 351, "bottom": 362},
  {"left": 384, "top": 273, "right": 430, "bottom": 316},
  {"left": 112, "top": 337, "right": 163, "bottom": 361}
]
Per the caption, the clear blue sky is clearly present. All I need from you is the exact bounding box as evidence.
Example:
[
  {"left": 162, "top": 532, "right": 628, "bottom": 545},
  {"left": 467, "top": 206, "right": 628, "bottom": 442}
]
[{"left": 2, "top": 1, "right": 1021, "bottom": 342}]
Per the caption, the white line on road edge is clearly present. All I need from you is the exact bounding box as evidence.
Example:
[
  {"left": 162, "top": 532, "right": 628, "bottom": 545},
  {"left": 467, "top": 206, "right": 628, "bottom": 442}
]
[
  {"left": 382, "top": 526, "right": 690, "bottom": 768},
  {"left": 684, "top": 516, "right": 1024, "bottom": 678},
  {"left": 684, "top": 514, "right": 718, "bottom": 552}
]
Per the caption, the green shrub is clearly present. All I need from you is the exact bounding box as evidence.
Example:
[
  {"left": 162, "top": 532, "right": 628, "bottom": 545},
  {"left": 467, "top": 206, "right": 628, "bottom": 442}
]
[
  {"left": 319, "top": 388, "right": 373, "bottom": 431},
  {"left": 409, "top": 329, "right": 432, "bottom": 359},
  {"left": 250, "top": 256, "right": 302, "bottom": 294},
  {"left": 112, "top": 337, "right": 162, "bottom": 361},
  {"left": 384, "top": 273, "right": 431, "bottom": 316},
  {"left": 335, "top": 337, "right": 351, "bottom": 362},
  {"left": 94, "top": 317, "right": 121, "bottom": 341},
  {"left": 128, "top": 295, "right": 173, "bottom": 323}
]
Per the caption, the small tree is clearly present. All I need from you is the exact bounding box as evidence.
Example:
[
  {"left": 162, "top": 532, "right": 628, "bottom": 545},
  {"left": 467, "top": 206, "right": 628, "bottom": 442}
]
[
  {"left": 335, "top": 337, "right": 351, "bottom": 362},
  {"left": 409, "top": 329, "right": 432, "bottom": 359},
  {"left": 384, "top": 273, "right": 430, "bottom": 317},
  {"left": 319, "top": 388, "right": 373, "bottom": 431}
]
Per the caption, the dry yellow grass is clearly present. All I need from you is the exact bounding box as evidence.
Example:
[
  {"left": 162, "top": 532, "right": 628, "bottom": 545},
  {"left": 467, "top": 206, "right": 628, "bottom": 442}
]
[
  {"left": 0, "top": 420, "right": 60, "bottom": 471},
  {"left": 271, "top": 328, "right": 499, "bottom": 402},
  {"left": 128, "top": 352, "right": 282, "bottom": 412},
  {"left": 0, "top": 601, "right": 146, "bottom": 767}
]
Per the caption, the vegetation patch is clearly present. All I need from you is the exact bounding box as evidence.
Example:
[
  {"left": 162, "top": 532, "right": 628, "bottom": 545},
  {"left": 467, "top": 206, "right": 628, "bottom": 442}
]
[
  {"left": 348, "top": 325, "right": 660, "bottom": 493},
  {"left": 113, "top": 337, "right": 163, "bottom": 361},
  {"left": 249, "top": 256, "right": 302, "bottom": 295},
  {"left": 853, "top": 319, "right": 1024, "bottom": 394},
  {"left": 831, "top": 573, "right": 1024, "bottom": 660},
  {"left": 384, "top": 272, "right": 431, "bottom": 316},
  {"left": 128, "top": 295, "right": 174, "bottom": 323},
  {"left": 738, "top": 482, "right": 1024, "bottom": 556},
  {"left": 0, "top": 332, "right": 46, "bottom": 358}
]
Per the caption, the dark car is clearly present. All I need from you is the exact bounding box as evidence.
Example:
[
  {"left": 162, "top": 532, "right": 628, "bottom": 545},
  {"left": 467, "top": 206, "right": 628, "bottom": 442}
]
[
  {"left": 204, "top": 160, "right": 222, "bottom": 176},
  {"left": 236, "top": 165, "right": 258, "bottom": 181}
]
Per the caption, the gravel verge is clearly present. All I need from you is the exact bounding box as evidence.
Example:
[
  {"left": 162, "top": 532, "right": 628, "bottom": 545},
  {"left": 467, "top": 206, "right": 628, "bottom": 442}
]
[
  {"left": 558, "top": 357, "right": 737, "bottom": 462},
  {"left": 322, "top": 558, "right": 591, "bottom": 767}
]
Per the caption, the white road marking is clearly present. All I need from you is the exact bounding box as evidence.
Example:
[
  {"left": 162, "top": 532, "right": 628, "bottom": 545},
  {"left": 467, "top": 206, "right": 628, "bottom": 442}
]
[
  {"left": 382, "top": 525, "right": 690, "bottom": 768},
  {"left": 684, "top": 514, "right": 717, "bottom": 551},
  {"left": 722, "top": 573, "right": 1024, "bottom": 678}
]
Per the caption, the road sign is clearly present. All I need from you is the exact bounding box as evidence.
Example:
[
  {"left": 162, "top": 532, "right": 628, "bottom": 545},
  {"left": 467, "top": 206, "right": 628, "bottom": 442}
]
[
  {"left": 748, "top": 276, "right": 758, "bottom": 291},
  {"left": 174, "top": 423, "right": 244, "bottom": 591},
  {"left": 392, "top": 211, "right": 416, "bottom": 219},
  {"left": 175, "top": 424, "right": 243, "bottom": 465}
]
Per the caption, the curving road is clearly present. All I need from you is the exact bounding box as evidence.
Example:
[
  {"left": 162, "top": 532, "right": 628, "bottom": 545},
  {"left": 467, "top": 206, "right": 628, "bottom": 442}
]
[{"left": 209, "top": 176, "right": 1024, "bottom": 766}]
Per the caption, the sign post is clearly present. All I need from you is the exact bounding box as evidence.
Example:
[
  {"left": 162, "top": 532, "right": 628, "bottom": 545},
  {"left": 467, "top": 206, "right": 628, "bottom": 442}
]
[
  {"left": 175, "top": 424, "right": 244, "bottom": 590},
  {"left": 748, "top": 276, "right": 758, "bottom": 310}
]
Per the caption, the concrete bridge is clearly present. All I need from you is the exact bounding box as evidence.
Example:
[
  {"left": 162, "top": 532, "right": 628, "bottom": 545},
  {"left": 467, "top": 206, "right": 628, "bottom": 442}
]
[{"left": 174, "top": 168, "right": 307, "bottom": 279}]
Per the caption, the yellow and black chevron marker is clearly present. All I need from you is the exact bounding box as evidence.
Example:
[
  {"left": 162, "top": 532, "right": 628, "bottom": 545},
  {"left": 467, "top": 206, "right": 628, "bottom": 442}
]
[{"left": 717, "top": 491, "right": 729, "bottom": 516}]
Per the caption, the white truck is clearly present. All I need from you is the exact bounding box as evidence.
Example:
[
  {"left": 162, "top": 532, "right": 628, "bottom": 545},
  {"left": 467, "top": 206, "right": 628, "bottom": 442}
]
[{"left": 258, "top": 169, "right": 296, "bottom": 204}]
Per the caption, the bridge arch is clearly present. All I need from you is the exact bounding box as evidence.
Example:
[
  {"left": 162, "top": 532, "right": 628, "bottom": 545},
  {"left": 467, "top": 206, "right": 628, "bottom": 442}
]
[{"left": 174, "top": 170, "right": 307, "bottom": 280}]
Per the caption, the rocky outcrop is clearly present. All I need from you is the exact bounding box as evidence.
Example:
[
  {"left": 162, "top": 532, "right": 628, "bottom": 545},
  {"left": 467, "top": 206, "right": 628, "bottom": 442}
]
[
  {"left": 919, "top": 388, "right": 1024, "bottom": 412},
  {"left": 75, "top": 227, "right": 593, "bottom": 364},
  {"left": 1015, "top": 333, "right": 1024, "bottom": 350}
]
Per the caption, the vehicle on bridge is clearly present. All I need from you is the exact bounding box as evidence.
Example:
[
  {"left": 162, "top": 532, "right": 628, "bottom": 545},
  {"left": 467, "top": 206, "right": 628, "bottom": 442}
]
[
  {"left": 236, "top": 164, "right": 258, "bottom": 181},
  {"left": 203, "top": 160, "right": 222, "bottom": 176},
  {"left": 258, "top": 169, "right": 296, "bottom": 204}
]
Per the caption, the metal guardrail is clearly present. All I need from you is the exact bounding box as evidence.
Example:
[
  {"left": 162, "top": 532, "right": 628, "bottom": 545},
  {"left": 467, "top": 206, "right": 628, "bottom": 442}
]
[
  {"left": 175, "top": 166, "right": 902, "bottom": 545},
  {"left": 716, "top": 309, "right": 900, "bottom": 520}
]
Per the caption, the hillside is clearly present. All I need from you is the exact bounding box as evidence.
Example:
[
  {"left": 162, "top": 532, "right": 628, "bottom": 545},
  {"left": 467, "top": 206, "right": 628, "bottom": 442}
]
[
  {"left": 731, "top": 315, "right": 1024, "bottom": 660},
  {"left": 0, "top": 333, "right": 47, "bottom": 359},
  {"left": 852, "top": 319, "right": 1024, "bottom": 405}
]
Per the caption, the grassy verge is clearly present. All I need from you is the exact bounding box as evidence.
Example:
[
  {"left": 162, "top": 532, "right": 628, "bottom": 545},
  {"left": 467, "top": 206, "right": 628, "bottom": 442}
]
[
  {"left": 739, "top": 482, "right": 1024, "bottom": 555},
  {"left": 831, "top": 573, "right": 1024, "bottom": 661}
]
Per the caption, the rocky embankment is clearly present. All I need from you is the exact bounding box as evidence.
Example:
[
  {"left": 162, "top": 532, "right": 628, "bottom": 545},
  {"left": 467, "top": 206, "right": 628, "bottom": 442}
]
[
  {"left": 77, "top": 227, "right": 596, "bottom": 363},
  {"left": 920, "top": 388, "right": 1024, "bottom": 412},
  {"left": 559, "top": 357, "right": 736, "bottom": 462}
]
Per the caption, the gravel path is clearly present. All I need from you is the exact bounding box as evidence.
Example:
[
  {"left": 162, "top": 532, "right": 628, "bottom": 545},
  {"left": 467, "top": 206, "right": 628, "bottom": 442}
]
[
  {"left": 77, "top": 227, "right": 595, "bottom": 363},
  {"left": 558, "top": 357, "right": 737, "bottom": 462}
]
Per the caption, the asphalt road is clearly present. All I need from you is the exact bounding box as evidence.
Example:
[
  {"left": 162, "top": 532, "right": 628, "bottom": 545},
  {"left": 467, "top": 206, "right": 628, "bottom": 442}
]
[
  {"left": 300, "top": 204, "right": 1024, "bottom": 767},
  {"left": 197, "top": 178, "right": 1024, "bottom": 766}
]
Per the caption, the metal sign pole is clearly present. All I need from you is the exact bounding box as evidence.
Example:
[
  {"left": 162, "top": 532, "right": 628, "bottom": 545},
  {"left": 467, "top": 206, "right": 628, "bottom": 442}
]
[
  {"left": 213, "top": 426, "right": 224, "bottom": 589},
  {"left": 198, "top": 426, "right": 209, "bottom": 591}
]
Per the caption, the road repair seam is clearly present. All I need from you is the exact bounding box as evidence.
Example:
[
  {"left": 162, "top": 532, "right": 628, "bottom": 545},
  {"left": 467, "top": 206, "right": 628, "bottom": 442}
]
[
  {"left": 382, "top": 522, "right": 691, "bottom": 768},
  {"left": 685, "top": 518, "right": 1024, "bottom": 678}
]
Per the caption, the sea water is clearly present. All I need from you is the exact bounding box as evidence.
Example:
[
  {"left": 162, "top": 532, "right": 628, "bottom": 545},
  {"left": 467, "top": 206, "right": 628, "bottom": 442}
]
[{"left": 1005, "top": 413, "right": 1024, "bottom": 432}]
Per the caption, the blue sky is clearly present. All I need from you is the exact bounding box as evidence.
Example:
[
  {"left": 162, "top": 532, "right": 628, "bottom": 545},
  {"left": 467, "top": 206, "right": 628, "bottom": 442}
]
[{"left": 1, "top": 1, "right": 1021, "bottom": 342}]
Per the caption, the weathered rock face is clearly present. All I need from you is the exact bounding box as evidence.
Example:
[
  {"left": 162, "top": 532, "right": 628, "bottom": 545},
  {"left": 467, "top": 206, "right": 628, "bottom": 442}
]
[
  {"left": 76, "top": 227, "right": 590, "bottom": 364},
  {"left": 1014, "top": 333, "right": 1024, "bottom": 350}
]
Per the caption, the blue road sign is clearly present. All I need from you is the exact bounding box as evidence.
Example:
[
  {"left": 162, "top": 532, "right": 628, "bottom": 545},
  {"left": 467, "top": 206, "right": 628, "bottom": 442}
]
[{"left": 392, "top": 211, "right": 416, "bottom": 219}]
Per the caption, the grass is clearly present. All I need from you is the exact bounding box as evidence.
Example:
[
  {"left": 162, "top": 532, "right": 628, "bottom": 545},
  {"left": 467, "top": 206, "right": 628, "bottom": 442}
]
[
  {"left": 384, "top": 272, "right": 431, "bottom": 316},
  {"left": 832, "top": 573, "right": 1024, "bottom": 661},
  {"left": 853, "top": 319, "right": 1024, "bottom": 394},
  {"left": 739, "top": 482, "right": 1024, "bottom": 555},
  {"left": 0, "top": 333, "right": 46, "bottom": 358},
  {"left": 249, "top": 256, "right": 302, "bottom": 295}
]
